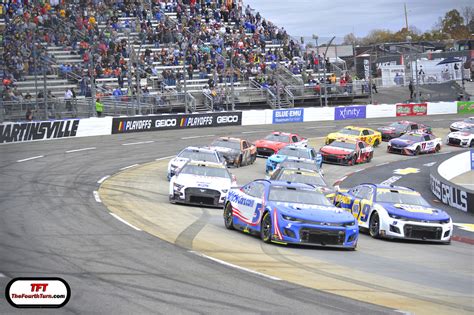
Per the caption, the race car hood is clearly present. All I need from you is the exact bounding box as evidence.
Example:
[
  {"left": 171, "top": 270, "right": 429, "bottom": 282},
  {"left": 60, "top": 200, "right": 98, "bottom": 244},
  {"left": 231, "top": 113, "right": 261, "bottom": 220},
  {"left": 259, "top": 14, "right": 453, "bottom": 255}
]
[
  {"left": 448, "top": 131, "right": 472, "bottom": 139},
  {"left": 377, "top": 126, "right": 398, "bottom": 134},
  {"left": 269, "top": 201, "right": 356, "bottom": 224},
  {"left": 320, "top": 146, "right": 353, "bottom": 156},
  {"left": 208, "top": 146, "right": 239, "bottom": 157},
  {"left": 254, "top": 139, "right": 287, "bottom": 150},
  {"left": 268, "top": 154, "right": 288, "bottom": 163},
  {"left": 389, "top": 138, "right": 414, "bottom": 148},
  {"left": 379, "top": 202, "right": 451, "bottom": 221},
  {"left": 450, "top": 121, "right": 472, "bottom": 130},
  {"left": 175, "top": 174, "right": 232, "bottom": 190},
  {"left": 169, "top": 157, "right": 189, "bottom": 170}
]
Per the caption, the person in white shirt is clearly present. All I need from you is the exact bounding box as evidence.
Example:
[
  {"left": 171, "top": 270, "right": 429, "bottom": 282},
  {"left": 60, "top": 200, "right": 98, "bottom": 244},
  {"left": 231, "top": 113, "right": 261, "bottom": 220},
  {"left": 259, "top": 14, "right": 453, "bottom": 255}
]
[{"left": 64, "top": 89, "right": 73, "bottom": 111}]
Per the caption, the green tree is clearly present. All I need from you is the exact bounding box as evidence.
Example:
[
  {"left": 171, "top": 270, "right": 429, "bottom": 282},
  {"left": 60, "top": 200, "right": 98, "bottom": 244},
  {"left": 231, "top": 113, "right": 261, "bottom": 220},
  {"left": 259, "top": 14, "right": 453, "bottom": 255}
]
[{"left": 441, "top": 9, "right": 470, "bottom": 39}]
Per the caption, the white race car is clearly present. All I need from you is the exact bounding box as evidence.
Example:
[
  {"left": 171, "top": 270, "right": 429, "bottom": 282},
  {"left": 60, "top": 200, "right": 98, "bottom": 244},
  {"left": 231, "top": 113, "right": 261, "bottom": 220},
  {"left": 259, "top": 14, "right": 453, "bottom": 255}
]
[
  {"left": 335, "top": 184, "right": 452, "bottom": 244},
  {"left": 169, "top": 161, "right": 236, "bottom": 207},
  {"left": 446, "top": 126, "right": 474, "bottom": 147},
  {"left": 449, "top": 117, "right": 474, "bottom": 132},
  {"left": 167, "top": 147, "right": 223, "bottom": 180}
]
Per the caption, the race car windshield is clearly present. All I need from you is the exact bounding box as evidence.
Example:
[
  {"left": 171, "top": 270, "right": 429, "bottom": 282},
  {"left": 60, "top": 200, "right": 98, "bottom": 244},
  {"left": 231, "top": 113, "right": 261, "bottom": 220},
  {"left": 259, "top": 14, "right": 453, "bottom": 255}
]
[
  {"left": 330, "top": 141, "right": 356, "bottom": 150},
  {"left": 211, "top": 140, "right": 240, "bottom": 150},
  {"left": 268, "top": 187, "right": 332, "bottom": 205},
  {"left": 338, "top": 129, "right": 360, "bottom": 136},
  {"left": 180, "top": 165, "right": 230, "bottom": 179},
  {"left": 460, "top": 126, "right": 474, "bottom": 133},
  {"left": 278, "top": 147, "right": 310, "bottom": 158},
  {"left": 389, "top": 122, "right": 408, "bottom": 130},
  {"left": 279, "top": 161, "right": 318, "bottom": 171},
  {"left": 376, "top": 190, "right": 431, "bottom": 206},
  {"left": 276, "top": 172, "right": 326, "bottom": 186},
  {"left": 399, "top": 134, "right": 422, "bottom": 142},
  {"left": 179, "top": 150, "right": 220, "bottom": 163},
  {"left": 264, "top": 134, "right": 290, "bottom": 142}
]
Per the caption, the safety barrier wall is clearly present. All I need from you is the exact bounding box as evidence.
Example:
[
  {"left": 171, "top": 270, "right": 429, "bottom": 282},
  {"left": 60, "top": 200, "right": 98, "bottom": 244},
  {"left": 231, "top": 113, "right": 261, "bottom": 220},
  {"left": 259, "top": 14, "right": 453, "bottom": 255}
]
[
  {"left": 430, "top": 151, "right": 474, "bottom": 213},
  {"left": 0, "top": 101, "right": 467, "bottom": 144},
  {"left": 0, "top": 117, "right": 112, "bottom": 144}
]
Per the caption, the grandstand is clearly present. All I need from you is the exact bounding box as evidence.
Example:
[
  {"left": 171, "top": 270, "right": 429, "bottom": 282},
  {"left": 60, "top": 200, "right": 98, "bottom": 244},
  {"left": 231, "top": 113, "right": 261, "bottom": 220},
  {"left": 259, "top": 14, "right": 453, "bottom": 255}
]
[{"left": 0, "top": 1, "right": 400, "bottom": 122}]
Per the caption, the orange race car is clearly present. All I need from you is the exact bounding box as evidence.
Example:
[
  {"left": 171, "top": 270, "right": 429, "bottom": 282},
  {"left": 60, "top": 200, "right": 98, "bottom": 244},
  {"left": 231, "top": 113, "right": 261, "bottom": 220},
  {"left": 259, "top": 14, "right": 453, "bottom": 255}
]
[{"left": 208, "top": 137, "right": 257, "bottom": 167}]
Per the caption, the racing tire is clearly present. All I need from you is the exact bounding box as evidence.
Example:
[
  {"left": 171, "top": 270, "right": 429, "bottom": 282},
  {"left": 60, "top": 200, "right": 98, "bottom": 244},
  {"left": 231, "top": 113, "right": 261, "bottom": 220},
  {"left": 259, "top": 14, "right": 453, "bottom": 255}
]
[
  {"left": 373, "top": 139, "right": 380, "bottom": 147},
  {"left": 435, "top": 144, "right": 441, "bottom": 153},
  {"left": 470, "top": 140, "right": 474, "bottom": 148},
  {"left": 223, "top": 203, "right": 234, "bottom": 230},
  {"left": 169, "top": 195, "right": 176, "bottom": 204},
  {"left": 235, "top": 155, "right": 242, "bottom": 168},
  {"left": 349, "top": 155, "right": 357, "bottom": 166},
  {"left": 414, "top": 146, "right": 421, "bottom": 156},
  {"left": 367, "top": 152, "right": 373, "bottom": 163},
  {"left": 260, "top": 212, "right": 272, "bottom": 243},
  {"left": 369, "top": 212, "right": 380, "bottom": 238},
  {"left": 251, "top": 153, "right": 257, "bottom": 164}
]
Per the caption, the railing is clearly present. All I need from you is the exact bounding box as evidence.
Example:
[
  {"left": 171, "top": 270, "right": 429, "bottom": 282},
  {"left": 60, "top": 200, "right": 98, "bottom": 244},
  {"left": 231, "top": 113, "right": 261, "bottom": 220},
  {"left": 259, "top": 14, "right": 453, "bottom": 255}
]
[
  {"left": 203, "top": 92, "right": 214, "bottom": 111},
  {"left": 265, "top": 88, "right": 277, "bottom": 109},
  {"left": 185, "top": 92, "right": 196, "bottom": 113},
  {"left": 284, "top": 87, "right": 295, "bottom": 107}
]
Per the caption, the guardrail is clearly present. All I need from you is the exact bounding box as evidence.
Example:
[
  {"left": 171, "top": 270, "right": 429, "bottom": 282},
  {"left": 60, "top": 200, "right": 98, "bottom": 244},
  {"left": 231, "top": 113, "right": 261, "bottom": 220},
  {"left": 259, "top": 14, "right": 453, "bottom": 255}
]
[
  {"left": 1, "top": 101, "right": 470, "bottom": 145},
  {"left": 430, "top": 151, "right": 474, "bottom": 213}
]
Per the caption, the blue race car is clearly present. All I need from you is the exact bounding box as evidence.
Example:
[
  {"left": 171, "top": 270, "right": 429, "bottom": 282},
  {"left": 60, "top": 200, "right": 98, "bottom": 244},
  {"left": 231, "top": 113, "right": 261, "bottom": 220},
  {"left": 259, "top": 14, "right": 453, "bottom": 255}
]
[
  {"left": 334, "top": 184, "right": 452, "bottom": 243},
  {"left": 223, "top": 180, "right": 358, "bottom": 249},
  {"left": 265, "top": 145, "right": 322, "bottom": 173}
]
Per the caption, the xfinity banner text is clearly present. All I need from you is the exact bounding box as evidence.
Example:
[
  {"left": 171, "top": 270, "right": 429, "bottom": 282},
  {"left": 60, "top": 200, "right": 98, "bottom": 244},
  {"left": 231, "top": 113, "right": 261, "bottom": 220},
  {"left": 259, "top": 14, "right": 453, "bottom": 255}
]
[
  {"left": 334, "top": 105, "right": 366, "bottom": 120},
  {"left": 272, "top": 108, "right": 304, "bottom": 124},
  {"left": 112, "top": 112, "right": 242, "bottom": 134}
]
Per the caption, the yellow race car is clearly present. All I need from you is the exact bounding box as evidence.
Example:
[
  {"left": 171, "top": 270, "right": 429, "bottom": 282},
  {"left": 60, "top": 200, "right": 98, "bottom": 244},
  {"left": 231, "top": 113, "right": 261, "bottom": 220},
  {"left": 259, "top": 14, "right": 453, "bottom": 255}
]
[{"left": 325, "top": 126, "right": 382, "bottom": 146}]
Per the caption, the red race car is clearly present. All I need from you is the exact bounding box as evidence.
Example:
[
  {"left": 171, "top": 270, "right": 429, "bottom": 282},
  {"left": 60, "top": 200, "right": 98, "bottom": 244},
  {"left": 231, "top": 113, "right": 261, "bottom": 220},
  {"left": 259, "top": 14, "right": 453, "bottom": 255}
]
[
  {"left": 319, "top": 139, "right": 373, "bottom": 165},
  {"left": 377, "top": 121, "right": 431, "bottom": 141},
  {"left": 254, "top": 132, "right": 308, "bottom": 157}
]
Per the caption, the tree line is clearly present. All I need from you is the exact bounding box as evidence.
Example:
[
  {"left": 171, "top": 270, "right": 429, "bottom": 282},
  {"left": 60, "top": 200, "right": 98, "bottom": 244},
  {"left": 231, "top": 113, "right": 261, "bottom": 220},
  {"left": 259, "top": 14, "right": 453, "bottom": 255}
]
[{"left": 342, "top": 7, "right": 473, "bottom": 45}]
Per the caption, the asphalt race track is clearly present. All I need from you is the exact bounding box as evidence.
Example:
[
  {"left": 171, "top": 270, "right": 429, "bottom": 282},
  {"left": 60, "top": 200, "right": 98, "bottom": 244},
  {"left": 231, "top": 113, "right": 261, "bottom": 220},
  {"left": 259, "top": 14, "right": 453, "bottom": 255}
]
[{"left": 1, "top": 114, "right": 473, "bottom": 314}]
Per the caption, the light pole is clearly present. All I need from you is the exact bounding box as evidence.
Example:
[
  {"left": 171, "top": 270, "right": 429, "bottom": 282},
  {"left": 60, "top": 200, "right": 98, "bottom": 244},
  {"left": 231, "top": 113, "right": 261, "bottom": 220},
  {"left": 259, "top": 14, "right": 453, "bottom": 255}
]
[
  {"left": 406, "top": 36, "right": 420, "bottom": 103},
  {"left": 322, "top": 36, "right": 336, "bottom": 107},
  {"left": 312, "top": 34, "right": 322, "bottom": 107}
]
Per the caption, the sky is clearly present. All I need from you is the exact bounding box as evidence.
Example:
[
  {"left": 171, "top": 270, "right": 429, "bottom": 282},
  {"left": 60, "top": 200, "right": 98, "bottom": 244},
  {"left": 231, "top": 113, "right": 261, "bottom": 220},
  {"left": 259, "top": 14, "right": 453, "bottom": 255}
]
[{"left": 244, "top": 0, "right": 472, "bottom": 42}]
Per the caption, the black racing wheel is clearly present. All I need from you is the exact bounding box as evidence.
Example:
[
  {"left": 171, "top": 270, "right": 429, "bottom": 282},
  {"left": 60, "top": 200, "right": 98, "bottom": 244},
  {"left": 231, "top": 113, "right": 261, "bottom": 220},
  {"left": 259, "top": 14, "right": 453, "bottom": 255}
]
[
  {"left": 369, "top": 212, "right": 380, "bottom": 238},
  {"left": 224, "top": 203, "right": 234, "bottom": 230},
  {"left": 260, "top": 212, "right": 272, "bottom": 243}
]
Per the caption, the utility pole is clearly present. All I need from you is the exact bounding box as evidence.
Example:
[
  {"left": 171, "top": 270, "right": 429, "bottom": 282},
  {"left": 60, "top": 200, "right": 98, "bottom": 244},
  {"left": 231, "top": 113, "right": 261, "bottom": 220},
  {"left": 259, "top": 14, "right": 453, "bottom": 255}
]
[
  {"left": 404, "top": 3, "right": 409, "bottom": 31},
  {"left": 323, "top": 36, "right": 336, "bottom": 107},
  {"left": 230, "top": 52, "right": 235, "bottom": 111},
  {"left": 313, "top": 34, "right": 322, "bottom": 107}
]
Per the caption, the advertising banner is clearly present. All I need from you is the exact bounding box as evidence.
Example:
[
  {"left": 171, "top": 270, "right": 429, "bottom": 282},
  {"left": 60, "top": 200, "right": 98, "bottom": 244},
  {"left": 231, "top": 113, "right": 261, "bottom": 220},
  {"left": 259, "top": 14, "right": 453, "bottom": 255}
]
[
  {"left": 457, "top": 101, "right": 474, "bottom": 114},
  {"left": 272, "top": 108, "right": 304, "bottom": 124},
  {"left": 430, "top": 173, "right": 472, "bottom": 213},
  {"left": 396, "top": 103, "right": 427, "bottom": 117},
  {"left": 0, "top": 119, "right": 80, "bottom": 144},
  {"left": 111, "top": 111, "right": 242, "bottom": 134},
  {"left": 0, "top": 117, "right": 113, "bottom": 144},
  {"left": 334, "top": 105, "right": 366, "bottom": 120}
]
